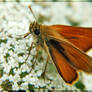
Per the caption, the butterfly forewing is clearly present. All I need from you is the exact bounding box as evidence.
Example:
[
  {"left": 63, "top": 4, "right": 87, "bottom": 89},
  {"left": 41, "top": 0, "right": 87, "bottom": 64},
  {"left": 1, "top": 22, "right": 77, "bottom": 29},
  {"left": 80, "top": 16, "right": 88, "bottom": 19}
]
[{"left": 50, "top": 25, "right": 92, "bottom": 51}]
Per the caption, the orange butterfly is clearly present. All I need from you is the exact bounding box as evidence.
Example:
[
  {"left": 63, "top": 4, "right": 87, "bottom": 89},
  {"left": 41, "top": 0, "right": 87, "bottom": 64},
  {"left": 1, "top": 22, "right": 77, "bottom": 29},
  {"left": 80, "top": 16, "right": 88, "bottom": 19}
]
[{"left": 24, "top": 5, "right": 92, "bottom": 85}]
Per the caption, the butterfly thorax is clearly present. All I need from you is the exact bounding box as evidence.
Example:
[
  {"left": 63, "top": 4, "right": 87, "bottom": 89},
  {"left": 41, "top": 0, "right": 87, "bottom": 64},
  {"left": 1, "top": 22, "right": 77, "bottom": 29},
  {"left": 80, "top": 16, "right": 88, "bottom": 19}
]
[{"left": 29, "top": 21, "right": 55, "bottom": 47}]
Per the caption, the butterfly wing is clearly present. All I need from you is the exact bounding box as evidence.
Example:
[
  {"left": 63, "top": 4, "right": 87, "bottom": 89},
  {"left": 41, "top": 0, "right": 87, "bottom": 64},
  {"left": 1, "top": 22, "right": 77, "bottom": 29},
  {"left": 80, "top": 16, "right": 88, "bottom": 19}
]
[
  {"left": 48, "top": 39, "right": 92, "bottom": 74},
  {"left": 42, "top": 25, "right": 92, "bottom": 84},
  {"left": 47, "top": 41, "right": 78, "bottom": 84},
  {"left": 50, "top": 25, "right": 92, "bottom": 51},
  {"left": 45, "top": 25, "right": 92, "bottom": 73}
]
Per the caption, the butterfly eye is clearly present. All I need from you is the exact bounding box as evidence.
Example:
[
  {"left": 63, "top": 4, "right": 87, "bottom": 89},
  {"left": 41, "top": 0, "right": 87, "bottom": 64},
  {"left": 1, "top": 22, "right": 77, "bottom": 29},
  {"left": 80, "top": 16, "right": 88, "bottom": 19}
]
[{"left": 34, "top": 28, "right": 40, "bottom": 35}]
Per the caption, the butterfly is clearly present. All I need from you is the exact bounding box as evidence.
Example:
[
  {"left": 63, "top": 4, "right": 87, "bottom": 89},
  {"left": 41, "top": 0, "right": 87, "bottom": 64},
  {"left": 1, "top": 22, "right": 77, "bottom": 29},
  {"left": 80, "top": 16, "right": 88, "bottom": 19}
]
[{"left": 24, "top": 5, "right": 92, "bottom": 85}]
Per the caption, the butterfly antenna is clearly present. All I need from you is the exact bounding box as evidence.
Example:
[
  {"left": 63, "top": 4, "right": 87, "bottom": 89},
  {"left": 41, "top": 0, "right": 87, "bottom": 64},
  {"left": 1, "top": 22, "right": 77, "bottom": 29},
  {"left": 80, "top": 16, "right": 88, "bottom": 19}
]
[{"left": 28, "top": 5, "right": 37, "bottom": 22}]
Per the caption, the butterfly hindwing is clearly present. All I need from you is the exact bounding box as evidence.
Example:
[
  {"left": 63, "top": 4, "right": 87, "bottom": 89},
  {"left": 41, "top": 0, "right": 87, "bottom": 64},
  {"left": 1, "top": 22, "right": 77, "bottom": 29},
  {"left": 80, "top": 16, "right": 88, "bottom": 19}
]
[
  {"left": 47, "top": 39, "right": 78, "bottom": 84},
  {"left": 48, "top": 39, "right": 92, "bottom": 74}
]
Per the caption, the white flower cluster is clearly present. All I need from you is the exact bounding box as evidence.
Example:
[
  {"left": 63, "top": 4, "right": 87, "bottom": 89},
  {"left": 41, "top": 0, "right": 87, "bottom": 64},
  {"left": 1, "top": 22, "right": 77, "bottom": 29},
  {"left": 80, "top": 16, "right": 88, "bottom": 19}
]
[{"left": 0, "top": 2, "right": 92, "bottom": 91}]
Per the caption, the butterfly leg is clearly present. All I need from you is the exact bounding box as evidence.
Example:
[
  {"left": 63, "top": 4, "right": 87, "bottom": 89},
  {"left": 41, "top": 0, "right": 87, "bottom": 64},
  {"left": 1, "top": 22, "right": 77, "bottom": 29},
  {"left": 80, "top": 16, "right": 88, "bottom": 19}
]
[
  {"left": 30, "top": 44, "right": 40, "bottom": 72},
  {"left": 24, "top": 42, "right": 34, "bottom": 63},
  {"left": 41, "top": 55, "right": 49, "bottom": 78},
  {"left": 41, "top": 41, "right": 51, "bottom": 78}
]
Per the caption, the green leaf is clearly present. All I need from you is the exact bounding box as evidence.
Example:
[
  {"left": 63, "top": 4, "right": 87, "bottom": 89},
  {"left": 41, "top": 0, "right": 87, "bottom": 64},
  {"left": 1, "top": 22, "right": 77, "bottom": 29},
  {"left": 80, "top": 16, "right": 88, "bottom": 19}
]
[
  {"left": 4, "top": 53, "right": 10, "bottom": 63},
  {"left": 9, "top": 68, "right": 15, "bottom": 76},
  {"left": 18, "top": 52, "right": 24, "bottom": 57},
  {"left": 20, "top": 71, "right": 29, "bottom": 78},
  {"left": 1, "top": 79, "right": 13, "bottom": 91},
  {"left": 28, "top": 84, "right": 35, "bottom": 91},
  {"left": 0, "top": 68, "right": 4, "bottom": 77},
  {"left": 17, "top": 81, "right": 24, "bottom": 86},
  {"left": 75, "top": 80, "right": 85, "bottom": 90}
]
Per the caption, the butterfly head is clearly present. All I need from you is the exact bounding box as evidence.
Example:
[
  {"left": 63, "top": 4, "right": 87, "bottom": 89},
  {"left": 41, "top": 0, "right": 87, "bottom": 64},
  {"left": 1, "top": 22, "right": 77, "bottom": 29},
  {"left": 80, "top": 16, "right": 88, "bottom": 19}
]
[{"left": 29, "top": 22, "right": 40, "bottom": 36}]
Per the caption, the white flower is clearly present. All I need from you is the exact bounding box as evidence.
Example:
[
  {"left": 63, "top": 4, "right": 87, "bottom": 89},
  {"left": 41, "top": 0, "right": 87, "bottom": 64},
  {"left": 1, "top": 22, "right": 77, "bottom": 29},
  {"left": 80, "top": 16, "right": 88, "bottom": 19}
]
[
  {"left": 20, "top": 64, "right": 30, "bottom": 72},
  {"left": 36, "top": 70, "right": 42, "bottom": 77},
  {"left": 12, "top": 82, "right": 19, "bottom": 90},
  {"left": 0, "top": 74, "right": 9, "bottom": 81},
  {"left": 23, "top": 75, "right": 38, "bottom": 84},
  {"left": 8, "top": 57, "right": 18, "bottom": 68},
  {"left": 14, "top": 68, "right": 22, "bottom": 75},
  {"left": 3, "top": 63, "right": 11, "bottom": 74},
  {"left": 13, "top": 74, "right": 21, "bottom": 82},
  {"left": 8, "top": 75, "right": 14, "bottom": 82},
  {"left": 20, "top": 82, "right": 28, "bottom": 90}
]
